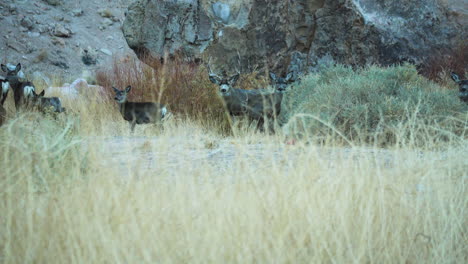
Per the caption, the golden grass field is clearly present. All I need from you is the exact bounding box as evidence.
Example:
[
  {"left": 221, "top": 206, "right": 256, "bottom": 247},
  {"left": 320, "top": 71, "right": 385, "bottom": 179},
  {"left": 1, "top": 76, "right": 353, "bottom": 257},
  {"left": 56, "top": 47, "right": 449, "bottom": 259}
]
[{"left": 0, "top": 61, "right": 467, "bottom": 263}]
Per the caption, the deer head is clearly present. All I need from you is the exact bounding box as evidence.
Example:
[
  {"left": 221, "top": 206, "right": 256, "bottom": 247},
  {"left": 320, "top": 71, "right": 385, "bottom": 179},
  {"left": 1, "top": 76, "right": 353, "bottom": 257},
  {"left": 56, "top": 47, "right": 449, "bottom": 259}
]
[
  {"left": 270, "top": 72, "right": 294, "bottom": 92},
  {"left": 1, "top": 63, "right": 25, "bottom": 78},
  {"left": 207, "top": 65, "right": 240, "bottom": 96},
  {"left": 112, "top": 86, "right": 132, "bottom": 103}
]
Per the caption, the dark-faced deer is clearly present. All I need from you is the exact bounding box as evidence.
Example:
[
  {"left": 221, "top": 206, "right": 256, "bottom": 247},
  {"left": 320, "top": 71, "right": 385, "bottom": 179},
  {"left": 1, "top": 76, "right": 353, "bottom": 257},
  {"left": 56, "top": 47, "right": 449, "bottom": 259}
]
[
  {"left": 1, "top": 63, "right": 35, "bottom": 110},
  {"left": 269, "top": 72, "right": 294, "bottom": 92},
  {"left": 450, "top": 72, "right": 468, "bottom": 103},
  {"left": 208, "top": 71, "right": 284, "bottom": 131},
  {"left": 31, "top": 90, "right": 66, "bottom": 114},
  {"left": 112, "top": 86, "right": 169, "bottom": 132}
]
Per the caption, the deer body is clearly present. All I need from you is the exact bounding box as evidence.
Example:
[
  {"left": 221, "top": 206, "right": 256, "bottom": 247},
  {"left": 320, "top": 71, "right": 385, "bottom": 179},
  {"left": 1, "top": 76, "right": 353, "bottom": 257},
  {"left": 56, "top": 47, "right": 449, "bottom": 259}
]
[
  {"left": 223, "top": 88, "right": 283, "bottom": 119},
  {"left": 112, "top": 86, "right": 169, "bottom": 132},
  {"left": 119, "top": 102, "right": 167, "bottom": 124},
  {"left": 451, "top": 72, "right": 468, "bottom": 103},
  {"left": 1, "top": 63, "right": 35, "bottom": 110},
  {"left": 32, "top": 90, "right": 66, "bottom": 113},
  {"left": 209, "top": 71, "right": 290, "bottom": 131}
]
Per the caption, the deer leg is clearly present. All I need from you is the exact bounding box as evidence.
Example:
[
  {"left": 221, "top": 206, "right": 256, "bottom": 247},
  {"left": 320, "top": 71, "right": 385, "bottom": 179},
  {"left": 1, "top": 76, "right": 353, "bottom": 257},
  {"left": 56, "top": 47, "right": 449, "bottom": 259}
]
[
  {"left": 130, "top": 121, "right": 136, "bottom": 133},
  {"left": 1, "top": 90, "right": 8, "bottom": 105},
  {"left": 256, "top": 118, "right": 265, "bottom": 132},
  {"left": 11, "top": 87, "right": 20, "bottom": 111},
  {"left": 263, "top": 114, "right": 277, "bottom": 134}
]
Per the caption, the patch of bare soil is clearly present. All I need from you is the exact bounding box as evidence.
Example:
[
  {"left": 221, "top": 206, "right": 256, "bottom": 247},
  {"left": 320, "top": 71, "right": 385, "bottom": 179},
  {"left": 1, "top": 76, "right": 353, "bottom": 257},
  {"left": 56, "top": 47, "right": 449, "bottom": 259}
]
[{"left": 84, "top": 135, "right": 453, "bottom": 180}]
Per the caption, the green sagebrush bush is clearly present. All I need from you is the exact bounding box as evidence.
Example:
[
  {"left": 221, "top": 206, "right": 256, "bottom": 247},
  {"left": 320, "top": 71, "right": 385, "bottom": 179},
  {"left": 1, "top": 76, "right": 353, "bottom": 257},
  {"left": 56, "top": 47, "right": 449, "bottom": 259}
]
[{"left": 281, "top": 64, "right": 467, "bottom": 146}]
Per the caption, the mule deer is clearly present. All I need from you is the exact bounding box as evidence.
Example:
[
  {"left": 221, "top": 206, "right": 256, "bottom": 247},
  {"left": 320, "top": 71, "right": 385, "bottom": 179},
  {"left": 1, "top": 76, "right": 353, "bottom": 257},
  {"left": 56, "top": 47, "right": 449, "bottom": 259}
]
[
  {"left": 269, "top": 72, "right": 295, "bottom": 92},
  {"left": 31, "top": 90, "right": 66, "bottom": 114},
  {"left": 1, "top": 63, "right": 35, "bottom": 110},
  {"left": 208, "top": 70, "right": 284, "bottom": 131},
  {"left": 450, "top": 72, "right": 468, "bottom": 103},
  {"left": 112, "top": 86, "right": 169, "bottom": 132}
]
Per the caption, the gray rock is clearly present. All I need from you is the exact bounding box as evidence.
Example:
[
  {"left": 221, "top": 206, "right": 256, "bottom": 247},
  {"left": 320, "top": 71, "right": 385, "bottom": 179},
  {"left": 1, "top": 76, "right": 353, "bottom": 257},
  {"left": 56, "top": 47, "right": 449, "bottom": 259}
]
[
  {"left": 71, "top": 9, "right": 83, "bottom": 17},
  {"left": 53, "top": 24, "right": 71, "bottom": 37},
  {"left": 308, "top": 0, "right": 464, "bottom": 67},
  {"left": 51, "top": 60, "right": 69, "bottom": 69},
  {"left": 37, "top": 25, "right": 49, "bottom": 33},
  {"left": 102, "top": 18, "right": 114, "bottom": 27},
  {"left": 51, "top": 37, "right": 65, "bottom": 46},
  {"left": 81, "top": 48, "right": 98, "bottom": 65},
  {"left": 20, "top": 17, "right": 34, "bottom": 29},
  {"left": 28, "top": 32, "right": 41, "bottom": 38},
  {"left": 43, "top": 0, "right": 63, "bottom": 6},
  {"left": 123, "top": 0, "right": 315, "bottom": 74},
  {"left": 123, "top": 0, "right": 466, "bottom": 76},
  {"left": 99, "top": 48, "right": 112, "bottom": 56},
  {"left": 53, "top": 15, "right": 64, "bottom": 22},
  {"left": 8, "top": 4, "right": 17, "bottom": 13},
  {"left": 212, "top": 3, "right": 230, "bottom": 24}
]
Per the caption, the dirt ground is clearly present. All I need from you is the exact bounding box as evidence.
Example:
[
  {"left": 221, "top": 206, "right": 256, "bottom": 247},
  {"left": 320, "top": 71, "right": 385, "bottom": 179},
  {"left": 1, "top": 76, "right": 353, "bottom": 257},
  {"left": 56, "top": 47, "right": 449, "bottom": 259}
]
[{"left": 84, "top": 134, "right": 454, "bottom": 182}]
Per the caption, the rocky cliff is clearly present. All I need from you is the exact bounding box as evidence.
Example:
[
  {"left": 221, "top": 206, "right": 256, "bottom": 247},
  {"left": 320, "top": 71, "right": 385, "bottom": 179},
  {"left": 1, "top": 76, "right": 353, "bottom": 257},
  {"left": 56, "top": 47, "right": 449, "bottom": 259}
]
[{"left": 123, "top": 0, "right": 467, "bottom": 76}]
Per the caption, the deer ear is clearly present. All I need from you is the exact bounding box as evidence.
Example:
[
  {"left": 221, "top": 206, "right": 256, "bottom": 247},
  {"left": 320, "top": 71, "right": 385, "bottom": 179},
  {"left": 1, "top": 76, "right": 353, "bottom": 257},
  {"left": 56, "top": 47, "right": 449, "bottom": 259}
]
[
  {"left": 451, "top": 72, "right": 460, "bottom": 83},
  {"left": 125, "top": 86, "right": 132, "bottom": 93},
  {"left": 269, "top": 72, "right": 277, "bottom": 81},
  {"left": 112, "top": 86, "right": 119, "bottom": 93},
  {"left": 228, "top": 74, "right": 239, "bottom": 85},
  {"left": 209, "top": 74, "right": 221, "bottom": 85},
  {"left": 1, "top": 64, "right": 6, "bottom": 72},
  {"left": 16, "top": 63, "right": 21, "bottom": 72},
  {"left": 285, "top": 72, "right": 294, "bottom": 82},
  {"left": 39, "top": 90, "right": 45, "bottom": 96}
]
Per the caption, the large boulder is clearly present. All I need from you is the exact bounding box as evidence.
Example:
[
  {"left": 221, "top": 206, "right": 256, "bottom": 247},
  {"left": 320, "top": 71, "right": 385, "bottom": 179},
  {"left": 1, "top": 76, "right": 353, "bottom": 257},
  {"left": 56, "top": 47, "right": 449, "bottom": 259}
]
[{"left": 123, "top": 0, "right": 466, "bottom": 76}]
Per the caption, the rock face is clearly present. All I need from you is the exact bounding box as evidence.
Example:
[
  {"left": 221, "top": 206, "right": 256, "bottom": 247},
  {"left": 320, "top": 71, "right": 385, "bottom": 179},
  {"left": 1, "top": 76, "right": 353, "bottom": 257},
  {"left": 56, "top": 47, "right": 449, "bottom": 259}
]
[
  {"left": 123, "top": 0, "right": 214, "bottom": 61},
  {"left": 123, "top": 0, "right": 466, "bottom": 76}
]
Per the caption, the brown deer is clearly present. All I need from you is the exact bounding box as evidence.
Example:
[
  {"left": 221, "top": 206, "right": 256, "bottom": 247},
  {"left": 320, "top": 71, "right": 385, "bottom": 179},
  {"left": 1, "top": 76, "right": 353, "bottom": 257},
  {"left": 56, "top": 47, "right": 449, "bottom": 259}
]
[
  {"left": 450, "top": 72, "right": 468, "bottom": 103},
  {"left": 208, "top": 70, "right": 285, "bottom": 131},
  {"left": 31, "top": 90, "right": 66, "bottom": 114},
  {"left": 1, "top": 63, "right": 35, "bottom": 110},
  {"left": 112, "top": 86, "right": 169, "bottom": 132}
]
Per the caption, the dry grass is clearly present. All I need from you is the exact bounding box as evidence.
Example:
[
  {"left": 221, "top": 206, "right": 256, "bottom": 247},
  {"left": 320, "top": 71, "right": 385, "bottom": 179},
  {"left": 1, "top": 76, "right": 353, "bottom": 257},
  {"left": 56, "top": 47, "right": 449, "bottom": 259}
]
[
  {"left": 0, "top": 61, "right": 466, "bottom": 263},
  {"left": 419, "top": 41, "right": 468, "bottom": 85}
]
